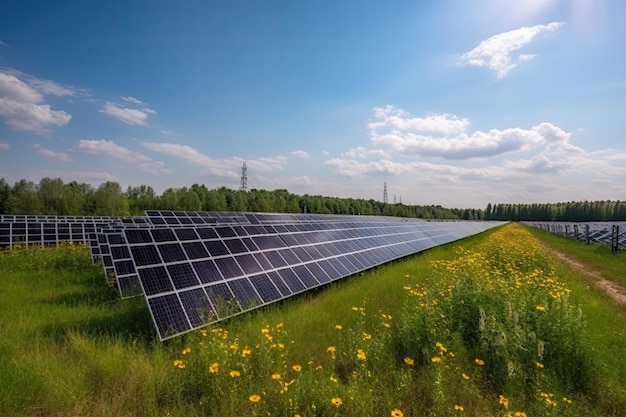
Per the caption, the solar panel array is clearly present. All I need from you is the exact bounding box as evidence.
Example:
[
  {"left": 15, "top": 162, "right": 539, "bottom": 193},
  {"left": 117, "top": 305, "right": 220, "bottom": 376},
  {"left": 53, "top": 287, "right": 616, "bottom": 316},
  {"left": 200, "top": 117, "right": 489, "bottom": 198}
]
[
  {"left": 523, "top": 221, "right": 626, "bottom": 249},
  {"left": 105, "top": 212, "right": 505, "bottom": 340},
  {"left": 0, "top": 216, "right": 117, "bottom": 250},
  {"left": 1, "top": 211, "right": 505, "bottom": 340}
]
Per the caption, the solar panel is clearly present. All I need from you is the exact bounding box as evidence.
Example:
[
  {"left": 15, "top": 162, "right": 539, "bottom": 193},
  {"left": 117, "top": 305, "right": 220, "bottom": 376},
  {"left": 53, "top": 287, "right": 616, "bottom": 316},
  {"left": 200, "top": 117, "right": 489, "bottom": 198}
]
[
  {"left": 98, "top": 212, "right": 506, "bottom": 340},
  {"left": 1, "top": 211, "right": 504, "bottom": 339}
]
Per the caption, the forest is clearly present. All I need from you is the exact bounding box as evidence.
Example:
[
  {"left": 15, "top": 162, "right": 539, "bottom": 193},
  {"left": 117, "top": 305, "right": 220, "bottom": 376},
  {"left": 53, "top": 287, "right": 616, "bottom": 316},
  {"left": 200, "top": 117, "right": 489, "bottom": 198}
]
[
  {"left": 0, "top": 177, "right": 470, "bottom": 219},
  {"left": 1, "top": 177, "right": 624, "bottom": 221}
]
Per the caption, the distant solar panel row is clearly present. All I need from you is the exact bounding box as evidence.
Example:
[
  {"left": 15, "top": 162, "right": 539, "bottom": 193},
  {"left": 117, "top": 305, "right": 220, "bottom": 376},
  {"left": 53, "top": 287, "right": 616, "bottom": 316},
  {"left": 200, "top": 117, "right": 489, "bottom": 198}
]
[
  {"left": 97, "top": 212, "right": 505, "bottom": 340},
  {"left": 523, "top": 221, "right": 626, "bottom": 249}
]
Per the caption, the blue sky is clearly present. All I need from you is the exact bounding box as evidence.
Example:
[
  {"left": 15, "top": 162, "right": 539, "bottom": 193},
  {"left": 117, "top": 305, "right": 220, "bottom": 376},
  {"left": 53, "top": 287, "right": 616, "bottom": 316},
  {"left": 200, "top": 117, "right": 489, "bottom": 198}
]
[{"left": 1, "top": 0, "right": 625, "bottom": 209}]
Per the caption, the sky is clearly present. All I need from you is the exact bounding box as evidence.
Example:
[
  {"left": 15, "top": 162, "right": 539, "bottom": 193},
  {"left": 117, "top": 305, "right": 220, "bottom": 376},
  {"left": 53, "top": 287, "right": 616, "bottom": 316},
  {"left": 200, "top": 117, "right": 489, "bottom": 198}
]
[{"left": 0, "top": 0, "right": 625, "bottom": 209}]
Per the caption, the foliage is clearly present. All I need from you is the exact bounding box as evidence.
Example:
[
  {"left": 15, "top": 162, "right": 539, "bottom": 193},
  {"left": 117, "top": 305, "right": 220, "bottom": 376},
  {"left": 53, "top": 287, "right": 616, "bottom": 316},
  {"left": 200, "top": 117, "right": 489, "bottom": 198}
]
[
  {"left": 1, "top": 225, "right": 625, "bottom": 416},
  {"left": 486, "top": 201, "right": 626, "bottom": 221},
  {"left": 0, "top": 177, "right": 464, "bottom": 219}
]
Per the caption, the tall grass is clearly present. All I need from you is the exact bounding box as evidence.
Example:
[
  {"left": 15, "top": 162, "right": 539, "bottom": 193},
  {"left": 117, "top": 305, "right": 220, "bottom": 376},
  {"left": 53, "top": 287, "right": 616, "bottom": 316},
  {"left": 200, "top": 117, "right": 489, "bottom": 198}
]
[{"left": 1, "top": 225, "right": 625, "bottom": 416}]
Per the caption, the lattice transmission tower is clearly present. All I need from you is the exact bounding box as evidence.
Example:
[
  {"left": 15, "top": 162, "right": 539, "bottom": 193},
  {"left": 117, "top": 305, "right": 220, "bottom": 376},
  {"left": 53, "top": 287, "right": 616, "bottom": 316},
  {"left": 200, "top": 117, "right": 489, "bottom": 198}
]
[
  {"left": 239, "top": 161, "right": 248, "bottom": 191},
  {"left": 383, "top": 182, "right": 388, "bottom": 204}
]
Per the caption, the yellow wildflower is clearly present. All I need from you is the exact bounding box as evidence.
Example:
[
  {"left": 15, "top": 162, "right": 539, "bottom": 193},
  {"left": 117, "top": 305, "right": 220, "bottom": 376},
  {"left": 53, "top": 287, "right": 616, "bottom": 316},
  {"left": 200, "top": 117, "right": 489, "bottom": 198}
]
[
  {"left": 462, "top": 373, "right": 470, "bottom": 380},
  {"left": 229, "top": 370, "right": 241, "bottom": 378},
  {"left": 536, "top": 362, "right": 544, "bottom": 368},
  {"left": 327, "top": 346, "right": 336, "bottom": 353},
  {"left": 209, "top": 362, "right": 219, "bottom": 373},
  {"left": 475, "top": 358, "right": 485, "bottom": 366},
  {"left": 331, "top": 397, "right": 343, "bottom": 407},
  {"left": 241, "top": 348, "right": 252, "bottom": 357},
  {"left": 431, "top": 356, "right": 442, "bottom": 364},
  {"left": 499, "top": 395, "right": 509, "bottom": 409},
  {"left": 357, "top": 349, "right": 367, "bottom": 361},
  {"left": 536, "top": 305, "right": 546, "bottom": 312},
  {"left": 391, "top": 408, "right": 404, "bottom": 417},
  {"left": 454, "top": 404, "right": 464, "bottom": 411},
  {"left": 249, "top": 394, "right": 261, "bottom": 403},
  {"left": 403, "top": 357, "right": 415, "bottom": 366},
  {"left": 181, "top": 347, "right": 191, "bottom": 355},
  {"left": 272, "top": 373, "right": 281, "bottom": 380},
  {"left": 335, "top": 324, "right": 343, "bottom": 330},
  {"left": 292, "top": 364, "right": 302, "bottom": 372}
]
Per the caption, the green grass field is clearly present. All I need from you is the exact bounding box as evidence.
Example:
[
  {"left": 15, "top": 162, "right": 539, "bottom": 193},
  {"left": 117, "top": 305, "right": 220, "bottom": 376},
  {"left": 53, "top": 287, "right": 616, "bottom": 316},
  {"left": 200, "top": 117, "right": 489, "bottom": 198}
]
[{"left": 1, "top": 224, "right": 625, "bottom": 417}]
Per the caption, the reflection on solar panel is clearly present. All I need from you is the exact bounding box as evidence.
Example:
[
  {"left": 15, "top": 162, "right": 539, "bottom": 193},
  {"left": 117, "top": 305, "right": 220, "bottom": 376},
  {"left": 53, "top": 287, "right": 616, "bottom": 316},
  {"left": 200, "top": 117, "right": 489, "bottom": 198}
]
[{"left": 101, "top": 211, "right": 505, "bottom": 340}]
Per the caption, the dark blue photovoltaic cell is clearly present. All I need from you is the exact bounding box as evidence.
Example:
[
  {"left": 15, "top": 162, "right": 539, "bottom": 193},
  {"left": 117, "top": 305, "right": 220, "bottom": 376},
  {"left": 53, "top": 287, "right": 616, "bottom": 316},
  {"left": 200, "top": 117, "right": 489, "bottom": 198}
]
[
  {"left": 267, "top": 271, "right": 292, "bottom": 296},
  {"left": 204, "top": 240, "right": 230, "bottom": 257},
  {"left": 152, "top": 228, "right": 176, "bottom": 242},
  {"left": 206, "top": 283, "right": 241, "bottom": 316},
  {"left": 292, "top": 264, "right": 319, "bottom": 287},
  {"left": 225, "top": 239, "right": 248, "bottom": 254},
  {"left": 179, "top": 288, "right": 216, "bottom": 327},
  {"left": 175, "top": 228, "right": 199, "bottom": 241},
  {"left": 183, "top": 242, "right": 210, "bottom": 259},
  {"left": 228, "top": 278, "right": 262, "bottom": 309},
  {"left": 305, "top": 262, "right": 331, "bottom": 283},
  {"left": 131, "top": 245, "right": 162, "bottom": 266},
  {"left": 167, "top": 263, "right": 200, "bottom": 289},
  {"left": 235, "top": 253, "right": 263, "bottom": 275},
  {"left": 278, "top": 268, "right": 306, "bottom": 293},
  {"left": 157, "top": 243, "right": 187, "bottom": 263},
  {"left": 192, "top": 260, "right": 222, "bottom": 283},
  {"left": 197, "top": 227, "right": 219, "bottom": 239},
  {"left": 148, "top": 294, "right": 191, "bottom": 338},
  {"left": 139, "top": 266, "right": 173, "bottom": 296},
  {"left": 214, "top": 257, "right": 244, "bottom": 279},
  {"left": 249, "top": 273, "right": 282, "bottom": 302},
  {"left": 252, "top": 253, "right": 272, "bottom": 270},
  {"left": 125, "top": 229, "right": 152, "bottom": 244}
]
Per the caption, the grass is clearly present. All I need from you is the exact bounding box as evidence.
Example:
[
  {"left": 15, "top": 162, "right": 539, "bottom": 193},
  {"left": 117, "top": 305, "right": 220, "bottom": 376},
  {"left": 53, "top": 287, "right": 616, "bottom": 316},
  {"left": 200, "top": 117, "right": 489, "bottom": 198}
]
[{"left": 0, "top": 225, "right": 625, "bottom": 416}]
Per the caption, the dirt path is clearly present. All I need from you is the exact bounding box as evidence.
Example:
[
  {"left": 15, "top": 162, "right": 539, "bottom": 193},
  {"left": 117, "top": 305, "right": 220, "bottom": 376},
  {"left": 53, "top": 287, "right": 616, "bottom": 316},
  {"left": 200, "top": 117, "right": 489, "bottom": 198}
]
[{"left": 546, "top": 248, "right": 626, "bottom": 305}]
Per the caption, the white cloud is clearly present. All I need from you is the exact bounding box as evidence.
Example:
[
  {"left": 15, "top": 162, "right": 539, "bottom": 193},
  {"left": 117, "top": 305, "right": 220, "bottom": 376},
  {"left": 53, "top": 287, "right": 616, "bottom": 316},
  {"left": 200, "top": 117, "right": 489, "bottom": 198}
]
[
  {"left": 139, "top": 160, "right": 172, "bottom": 174},
  {"left": 369, "top": 105, "right": 469, "bottom": 134},
  {"left": 77, "top": 139, "right": 152, "bottom": 163},
  {"left": 143, "top": 141, "right": 287, "bottom": 176},
  {"left": 325, "top": 158, "right": 419, "bottom": 178},
  {"left": 121, "top": 96, "right": 145, "bottom": 105},
  {"left": 368, "top": 106, "right": 578, "bottom": 159},
  {"left": 0, "top": 142, "right": 9, "bottom": 150},
  {"left": 33, "top": 144, "right": 72, "bottom": 162},
  {"left": 0, "top": 71, "right": 72, "bottom": 135},
  {"left": 458, "top": 22, "right": 564, "bottom": 79},
  {"left": 291, "top": 150, "right": 311, "bottom": 159},
  {"left": 342, "top": 146, "right": 390, "bottom": 159},
  {"left": 100, "top": 101, "right": 155, "bottom": 126},
  {"left": 143, "top": 142, "right": 215, "bottom": 166}
]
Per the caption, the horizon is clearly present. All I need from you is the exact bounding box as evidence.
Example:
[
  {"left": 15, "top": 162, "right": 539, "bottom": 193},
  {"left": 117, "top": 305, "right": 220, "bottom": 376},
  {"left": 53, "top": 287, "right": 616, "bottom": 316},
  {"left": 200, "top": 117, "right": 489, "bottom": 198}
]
[{"left": 1, "top": 1, "right": 625, "bottom": 209}]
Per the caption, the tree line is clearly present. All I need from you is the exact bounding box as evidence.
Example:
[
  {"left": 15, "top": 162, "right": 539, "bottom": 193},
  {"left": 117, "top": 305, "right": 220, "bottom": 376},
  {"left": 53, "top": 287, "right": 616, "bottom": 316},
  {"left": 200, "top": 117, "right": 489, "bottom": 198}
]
[
  {"left": 485, "top": 201, "right": 626, "bottom": 221},
  {"left": 0, "top": 177, "right": 466, "bottom": 219}
]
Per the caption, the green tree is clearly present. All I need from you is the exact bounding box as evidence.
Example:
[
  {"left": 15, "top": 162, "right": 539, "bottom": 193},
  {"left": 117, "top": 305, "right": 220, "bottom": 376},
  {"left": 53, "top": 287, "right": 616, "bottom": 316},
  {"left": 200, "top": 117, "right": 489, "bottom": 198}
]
[{"left": 94, "top": 181, "right": 129, "bottom": 216}]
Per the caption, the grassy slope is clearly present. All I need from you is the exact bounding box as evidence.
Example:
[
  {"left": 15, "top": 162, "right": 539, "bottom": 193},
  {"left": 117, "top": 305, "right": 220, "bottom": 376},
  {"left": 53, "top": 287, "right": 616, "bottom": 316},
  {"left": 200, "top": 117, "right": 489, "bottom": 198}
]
[{"left": 0, "top": 226, "right": 625, "bottom": 416}]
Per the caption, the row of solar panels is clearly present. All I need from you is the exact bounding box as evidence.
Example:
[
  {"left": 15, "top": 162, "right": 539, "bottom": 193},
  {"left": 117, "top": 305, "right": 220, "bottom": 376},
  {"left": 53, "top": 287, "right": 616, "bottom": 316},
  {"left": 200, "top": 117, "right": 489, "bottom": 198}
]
[
  {"left": 523, "top": 221, "right": 626, "bottom": 249},
  {"left": 1, "top": 211, "right": 506, "bottom": 340}
]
